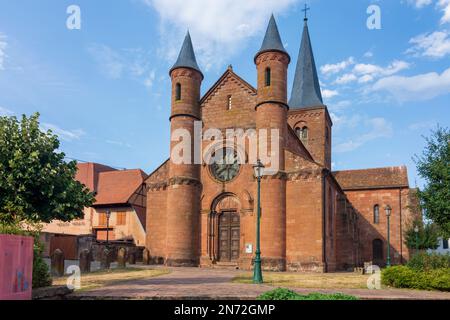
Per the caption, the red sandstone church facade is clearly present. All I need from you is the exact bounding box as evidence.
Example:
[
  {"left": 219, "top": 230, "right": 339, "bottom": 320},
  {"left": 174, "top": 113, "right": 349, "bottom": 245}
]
[{"left": 145, "top": 16, "right": 418, "bottom": 272}]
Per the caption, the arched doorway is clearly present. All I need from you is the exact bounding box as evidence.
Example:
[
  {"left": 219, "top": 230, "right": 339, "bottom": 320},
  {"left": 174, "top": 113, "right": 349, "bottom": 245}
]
[
  {"left": 208, "top": 193, "right": 241, "bottom": 263},
  {"left": 372, "top": 239, "right": 383, "bottom": 265}
]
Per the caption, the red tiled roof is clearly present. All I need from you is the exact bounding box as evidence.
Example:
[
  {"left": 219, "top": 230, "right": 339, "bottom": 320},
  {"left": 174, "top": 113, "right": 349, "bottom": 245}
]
[
  {"left": 76, "top": 163, "right": 147, "bottom": 206},
  {"left": 332, "top": 166, "right": 409, "bottom": 190}
]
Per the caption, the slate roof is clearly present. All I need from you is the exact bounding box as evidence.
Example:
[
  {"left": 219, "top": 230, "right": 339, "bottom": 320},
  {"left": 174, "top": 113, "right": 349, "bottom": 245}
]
[
  {"left": 333, "top": 166, "right": 410, "bottom": 190},
  {"left": 289, "top": 19, "right": 323, "bottom": 109},
  {"left": 255, "top": 14, "right": 289, "bottom": 60},
  {"left": 170, "top": 31, "right": 203, "bottom": 77}
]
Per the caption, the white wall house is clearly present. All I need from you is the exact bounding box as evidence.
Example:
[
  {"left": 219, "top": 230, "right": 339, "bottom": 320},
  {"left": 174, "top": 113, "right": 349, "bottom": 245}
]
[{"left": 428, "top": 237, "right": 450, "bottom": 255}]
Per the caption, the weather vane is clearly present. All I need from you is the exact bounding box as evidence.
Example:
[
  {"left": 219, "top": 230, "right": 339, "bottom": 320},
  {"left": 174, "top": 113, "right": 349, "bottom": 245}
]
[{"left": 302, "top": 3, "right": 310, "bottom": 21}]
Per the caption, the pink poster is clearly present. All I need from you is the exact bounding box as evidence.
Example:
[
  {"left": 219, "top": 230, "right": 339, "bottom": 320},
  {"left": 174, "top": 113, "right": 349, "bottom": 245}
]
[{"left": 0, "top": 235, "right": 34, "bottom": 300}]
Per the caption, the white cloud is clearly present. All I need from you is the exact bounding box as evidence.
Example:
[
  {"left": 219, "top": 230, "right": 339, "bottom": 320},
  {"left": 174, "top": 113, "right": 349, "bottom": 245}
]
[
  {"left": 322, "top": 89, "right": 339, "bottom": 99},
  {"left": 144, "top": 0, "right": 300, "bottom": 70},
  {"left": 372, "top": 67, "right": 450, "bottom": 102},
  {"left": 353, "top": 60, "right": 410, "bottom": 77},
  {"left": 0, "top": 106, "right": 14, "bottom": 116},
  {"left": 0, "top": 33, "right": 7, "bottom": 70},
  {"left": 335, "top": 73, "right": 357, "bottom": 84},
  {"left": 407, "top": 0, "right": 433, "bottom": 8},
  {"left": 408, "top": 120, "right": 437, "bottom": 130},
  {"left": 87, "top": 44, "right": 124, "bottom": 79},
  {"left": 335, "top": 117, "right": 393, "bottom": 153},
  {"left": 106, "top": 140, "right": 133, "bottom": 148},
  {"left": 363, "top": 51, "right": 374, "bottom": 58},
  {"left": 87, "top": 44, "right": 156, "bottom": 89},
  {"left": 41, "top": 123, "right": 85, "bottom": 141},
  {"left": 438, "top": 0, "right": 450, "bottom": 24},
  {"left": 407, "top": 30, "right": 450, "bottom": 58},
  {"left": 320, "top": 57, "right": 355, "bottom": 75},
  {"left": 358, "top": 74, "right": 374, "bottom": 83}
]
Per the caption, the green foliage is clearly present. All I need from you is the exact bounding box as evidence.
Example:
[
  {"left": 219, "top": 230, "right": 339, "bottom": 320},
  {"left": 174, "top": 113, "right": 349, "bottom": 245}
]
[
  {"left": 257, "top": 288, "right": 358, "bottom": 300},
  {"left": 407, "top": 252, "right": 450, "bottom": 271},
  {"left": 382, "top": 266, "right": 450, "bottom": 291},
  {"left": 414, "top": 126, "right": 450, "bottom": 237},
  {"left": 0, "top": 113, "right": 94, "bottom": 226},
  {"left": 33, "top": 241, "right": 52, "bottom": 288},
  {"left": 404, "top": 221, "right": 440, "bottom": 250}
]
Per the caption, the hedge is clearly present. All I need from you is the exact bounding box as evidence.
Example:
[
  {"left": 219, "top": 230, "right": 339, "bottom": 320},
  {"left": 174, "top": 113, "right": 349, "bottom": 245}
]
[
  {"left": 257, "top": 288, "right": 358, "bottom": 300},
  {"left": 382, "top": 266, "right": 450, "bottom": 291}
]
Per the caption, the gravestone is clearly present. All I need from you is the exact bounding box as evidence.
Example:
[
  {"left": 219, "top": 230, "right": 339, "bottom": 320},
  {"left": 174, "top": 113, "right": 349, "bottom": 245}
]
[
  {"left": 101, "top": 248, "right": 111, "bottom": 269},
  {"left": 142, "top": 249, "right": 150, "bottom": 265},
  {"left": 51, "top": 249, "right": 65, "bottom": 277},
  {"left": 127, "top": 249, "right": 136, "bottom": 265},
  {"left": 79, "top": 249, "right": 91, "bottom": 273},
  {"left": 117, "top": 247, "right": 127, "bottom": 268}
]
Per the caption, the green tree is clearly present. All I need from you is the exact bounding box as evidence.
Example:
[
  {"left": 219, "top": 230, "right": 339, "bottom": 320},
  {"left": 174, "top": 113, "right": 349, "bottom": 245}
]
[
  {"left": 414, "top": 126, "right": 450, "bottom": 237},
  {"left": 0, "top": 113, "right": 94, "bottom": 227},
  {"left": 404, "top": 220, "right": 439, "bottom": 250}
]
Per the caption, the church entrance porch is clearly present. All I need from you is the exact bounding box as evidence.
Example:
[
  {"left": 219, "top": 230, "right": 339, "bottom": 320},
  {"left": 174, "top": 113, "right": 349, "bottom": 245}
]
[{"left": 218, "top": 211, "right": 240, "bottom": 262}]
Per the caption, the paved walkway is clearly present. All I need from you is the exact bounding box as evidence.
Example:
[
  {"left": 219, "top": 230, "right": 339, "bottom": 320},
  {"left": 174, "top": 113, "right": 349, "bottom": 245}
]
[{"left": 71, "top": 266, "right": 450, "bottom": 300}]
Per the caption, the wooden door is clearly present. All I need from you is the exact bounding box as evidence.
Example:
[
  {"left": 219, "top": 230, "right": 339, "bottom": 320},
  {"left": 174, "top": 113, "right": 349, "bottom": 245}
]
[{"left": 218, "top": 211, "right": 240, "bottom": 262}]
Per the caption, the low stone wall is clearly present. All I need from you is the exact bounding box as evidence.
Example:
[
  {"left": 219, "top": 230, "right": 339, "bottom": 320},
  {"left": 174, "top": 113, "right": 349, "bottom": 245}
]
[{"left": 32, "top": 286, "right": 74, "bottom": 300}]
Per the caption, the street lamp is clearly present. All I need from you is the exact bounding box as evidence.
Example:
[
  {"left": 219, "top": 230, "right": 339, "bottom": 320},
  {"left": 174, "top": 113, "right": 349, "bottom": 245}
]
[
  {"left": 253, "top": 159, "right": 265, "bottom": 284},
  {"left": 385, "top": 205, "right": 392, "bottom": 267},
  {"left": 414, "top": 225, "right": 420, "bottom": 252},
  {"left": 106, "top": 209, "right": 112, "bottom": 248}
]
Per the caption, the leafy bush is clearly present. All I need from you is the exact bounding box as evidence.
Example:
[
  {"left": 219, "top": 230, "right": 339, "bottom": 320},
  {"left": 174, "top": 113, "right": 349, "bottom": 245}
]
[
  {"left": 257, "top": 288, "right": 358, "bottom": 300},
  {"left": 407, "top": 252, "right": 450, "bottom": 271},
  {"left": 33, "top": 242, "right": 52, "bottom": 288},
  {"left": 382, "top": 266, "right": 450, "bottom": 291}
]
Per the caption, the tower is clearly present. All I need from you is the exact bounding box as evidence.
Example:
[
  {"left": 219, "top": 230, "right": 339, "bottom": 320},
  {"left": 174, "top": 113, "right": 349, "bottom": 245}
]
[
  {"left": 289, "top": 16, "right": 332, "bottom": 169},
  {"left": 254, "top": 15, "right": 290, "bottom": 271},
  {"left": 166, "top": 32, "right": 203, "bottom": 266}
]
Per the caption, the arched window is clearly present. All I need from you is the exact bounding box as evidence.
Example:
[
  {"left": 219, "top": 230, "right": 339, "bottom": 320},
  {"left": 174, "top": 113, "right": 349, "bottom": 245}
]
[
  {"left": 175, "top": 83, "right": 181, "bottom": 101},
  {"left": 295, "top": 127, "right": 302, "bottom": 138},
  {"left": 265, "top": 68, "right": 271, "bottom": 87},
  {"left": 372, "top": 239, "right": 383, "bottom": 262},
  {"left": 373, "top": 205, "right": 380, "bottom": 224}
]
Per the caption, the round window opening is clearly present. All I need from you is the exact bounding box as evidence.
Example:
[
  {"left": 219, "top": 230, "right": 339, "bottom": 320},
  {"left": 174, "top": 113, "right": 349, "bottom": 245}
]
[{"left": 209, "top": 148, "right": 241, "bottom": 182}]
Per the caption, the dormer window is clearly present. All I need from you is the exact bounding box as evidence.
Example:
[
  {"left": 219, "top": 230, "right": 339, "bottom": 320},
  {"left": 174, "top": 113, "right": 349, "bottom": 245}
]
[
  {"left": 265, "top": 68, "right": 271, "bottom": 87},
  {"left": 300, "top": 127, "right": 308, "bottom": 141},
  {"left": 175, "top": 83, "right": 181, "bottom": 101}
]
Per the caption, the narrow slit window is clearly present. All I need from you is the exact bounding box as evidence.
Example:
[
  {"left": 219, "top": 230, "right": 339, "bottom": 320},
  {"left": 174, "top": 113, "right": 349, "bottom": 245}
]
[
  {"left": 265, "top": 68, "right": 271, "bottom": 87},
  {"left": 374, "top": 205, "right": 380, "bottom": 224},
  {"left": 227, "top": 95, "right": 232, "bottom": 110},
  {"left": 175, "top": 83, "right": 181, "bottom": 101}
]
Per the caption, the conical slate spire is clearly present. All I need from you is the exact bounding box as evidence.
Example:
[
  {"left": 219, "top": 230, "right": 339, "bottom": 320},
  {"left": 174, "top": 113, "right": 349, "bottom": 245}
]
[
  {"left": 255, "top": 14, "right": 289, "bottom": 60},
  {"left": 289, "top": 19, "right": 323, "bottom": 108},
  {"left": 170, "top": 31, "right": 203, "bottom": 77}
]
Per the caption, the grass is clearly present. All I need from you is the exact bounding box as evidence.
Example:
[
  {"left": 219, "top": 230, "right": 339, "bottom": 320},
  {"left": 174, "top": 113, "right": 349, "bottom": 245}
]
[
  {"left": 233, "top": 271, "right": 371, "bottom": 289},
  {"left": 257, "top": 288, "right": 358, "bottom": 300},
  {"left": 52, "top": 267, "right": 170, "bottom": 292}
]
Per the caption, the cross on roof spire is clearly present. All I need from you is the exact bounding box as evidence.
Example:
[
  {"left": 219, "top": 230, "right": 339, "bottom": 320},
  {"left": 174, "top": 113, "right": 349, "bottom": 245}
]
[{"left": 302, "top": 3, "right": 310, "bottom": 21}]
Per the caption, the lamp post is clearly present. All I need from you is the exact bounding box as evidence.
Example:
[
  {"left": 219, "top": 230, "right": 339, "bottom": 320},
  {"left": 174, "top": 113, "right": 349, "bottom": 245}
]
[
  {"left": 385, "top": 205, "right": 392, "bottom": 267},
  {"left": 106, "top": 209, "right": 111, "bottom": 248},
  {"left": 253, "top": 159, "right": 265, "bottom": 284},
  {"left": 414, "top": 225, "right": 419, "bottom": 252}
]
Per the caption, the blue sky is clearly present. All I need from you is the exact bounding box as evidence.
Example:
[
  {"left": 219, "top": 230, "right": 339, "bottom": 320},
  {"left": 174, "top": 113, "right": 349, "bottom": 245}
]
[{"left": 0, "top": 0, "right": 449, "bottom": 187}]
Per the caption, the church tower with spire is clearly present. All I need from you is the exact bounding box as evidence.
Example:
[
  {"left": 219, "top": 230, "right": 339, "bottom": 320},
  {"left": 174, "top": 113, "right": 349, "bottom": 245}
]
[
  {"left": 165, "top": 32, "right": 203, "bottom": 266},
  {"left": 288, "top": 15, "right": 332, "bottom": 170},
  {"left": 254, "top": 15, "right": 290, "bottom": 271}
]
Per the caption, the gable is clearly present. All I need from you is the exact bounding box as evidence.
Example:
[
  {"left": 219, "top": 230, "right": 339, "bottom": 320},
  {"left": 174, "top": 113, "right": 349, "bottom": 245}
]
[{"left": 201, "top": 68, "right": 257, "bottom": 130}]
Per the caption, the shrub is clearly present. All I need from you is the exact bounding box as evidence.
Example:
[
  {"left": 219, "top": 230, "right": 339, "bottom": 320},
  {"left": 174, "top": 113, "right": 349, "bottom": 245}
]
[
  {"left": 32, "top": 242, "right": 52, "bottom": 288},
  {"left": 257, "top": 288, "right": 358, "bottom": 300},
  {"left": 407, "top": 252, "right": 450, "bottom": 271},
  {"left": 382, "top": 266, "right": 450, "bottom": 291}
]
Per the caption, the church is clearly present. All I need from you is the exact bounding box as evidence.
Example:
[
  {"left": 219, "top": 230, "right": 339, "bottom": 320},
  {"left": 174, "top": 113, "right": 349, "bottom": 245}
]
[{"left": 144, "top": 15, "right": 418, "bottom": 272}]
